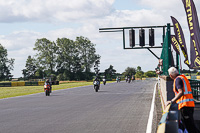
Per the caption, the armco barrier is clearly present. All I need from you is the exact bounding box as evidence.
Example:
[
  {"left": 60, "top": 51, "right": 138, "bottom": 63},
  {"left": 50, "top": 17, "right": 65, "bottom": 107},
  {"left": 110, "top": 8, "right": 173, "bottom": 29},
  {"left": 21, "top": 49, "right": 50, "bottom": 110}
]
[
  {"left": 0, "top": 81, "right": 59, "bottom": 87},
  {"left": 18, "top": 82, "right": 25, "bottom": 86},
  {"left": 186, "top": 76, "right": 191, "bottom": 79},
  {"left": 38, "top": 81, "right": 45, "bottom": 86},
  {"left": 11, "top": 82, "right": 18, "bottom": 87},
  {"left": 0, "top": 82, "right": 11, "bottom": 87},
  {"left": 25, "top": 82, "right": 38, "bottom": 86},
  {"left": 157, "top": 103, "right": 179, "bottom": 133},
  {"left": 196, "top": 76, "right": 200, "bottom": 80},
  {"left": 11, "top": 82, "right": 25, "bottom": 87}
]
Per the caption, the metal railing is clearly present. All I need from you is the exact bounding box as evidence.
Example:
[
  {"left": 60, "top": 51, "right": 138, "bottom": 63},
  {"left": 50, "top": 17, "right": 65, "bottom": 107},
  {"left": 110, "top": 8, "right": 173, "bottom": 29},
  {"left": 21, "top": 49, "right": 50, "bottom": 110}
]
[
  {"left": 157, "top": 103, "right": 179, "bottom": 133},
  {"left": 189, "top": 79, "right": 200, "bottom": 101}
]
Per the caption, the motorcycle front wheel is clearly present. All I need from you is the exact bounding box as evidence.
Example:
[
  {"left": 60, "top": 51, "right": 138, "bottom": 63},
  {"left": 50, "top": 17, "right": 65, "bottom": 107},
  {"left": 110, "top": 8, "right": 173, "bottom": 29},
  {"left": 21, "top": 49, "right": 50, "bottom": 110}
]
[
  {"left": 45, "top": 90, "right": 48, "bottom": 96},
  {"left": 94, "top": 86, "right": 99, "bottom": 92}
]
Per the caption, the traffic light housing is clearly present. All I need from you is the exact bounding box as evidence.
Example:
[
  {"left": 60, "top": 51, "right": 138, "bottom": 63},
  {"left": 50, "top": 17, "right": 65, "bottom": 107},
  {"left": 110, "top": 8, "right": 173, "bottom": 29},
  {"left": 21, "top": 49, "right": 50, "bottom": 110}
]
[
  {"left": 149, "top": 29, "right": 155, "bottom": 46},
  {"left": 139, "top": 29, "right": 145, "bottom": 46},
  {"left": 129, "top": 29, "right": 135, "bottom": 47}
]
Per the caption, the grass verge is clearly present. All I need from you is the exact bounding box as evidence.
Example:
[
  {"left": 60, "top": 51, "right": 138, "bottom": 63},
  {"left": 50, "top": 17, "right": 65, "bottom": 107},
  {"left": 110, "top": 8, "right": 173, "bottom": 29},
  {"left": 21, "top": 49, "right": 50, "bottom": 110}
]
[{"left": 0, "top": 81, "right": 115, "bottom": 99}]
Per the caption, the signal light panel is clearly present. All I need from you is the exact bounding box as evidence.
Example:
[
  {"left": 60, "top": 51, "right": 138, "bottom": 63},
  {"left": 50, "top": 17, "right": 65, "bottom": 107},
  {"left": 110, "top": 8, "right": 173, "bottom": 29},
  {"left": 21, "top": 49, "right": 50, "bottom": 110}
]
[
  {"left": 129, "top": 29, "right": 135, "bottom": 47},
  {"left": 149, "top": 29, "right": 155, "bottom": 46},
  {"left": 139, "top": 29, "right": 145, "bottom": 46}
]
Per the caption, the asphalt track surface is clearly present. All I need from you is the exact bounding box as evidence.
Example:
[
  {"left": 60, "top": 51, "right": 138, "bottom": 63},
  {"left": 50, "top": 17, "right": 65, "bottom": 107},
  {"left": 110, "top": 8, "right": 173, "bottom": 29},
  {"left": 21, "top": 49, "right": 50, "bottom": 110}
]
[{"left": 0, "top": 79, "right": 157, "bottom": 133}]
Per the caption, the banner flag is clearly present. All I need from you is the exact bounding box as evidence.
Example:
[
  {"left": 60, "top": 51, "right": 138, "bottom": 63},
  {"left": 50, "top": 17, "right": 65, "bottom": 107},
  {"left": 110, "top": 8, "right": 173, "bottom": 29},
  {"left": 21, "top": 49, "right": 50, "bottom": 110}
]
[
  {"left": 171, "top": 16, "right": 190, "bottom": 67},
  {"left": 182, "top": 0, "right": 200, "bottom": 68},
  {"left": 171, "top": 35, "right": 180, "bottom": 55}
]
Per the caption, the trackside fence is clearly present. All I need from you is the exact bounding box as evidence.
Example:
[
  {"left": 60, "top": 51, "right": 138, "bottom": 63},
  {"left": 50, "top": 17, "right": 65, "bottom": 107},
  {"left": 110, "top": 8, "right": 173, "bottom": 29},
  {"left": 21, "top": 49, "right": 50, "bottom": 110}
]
[
  {"left": 189, "top": 79, "right": 200, "bottom": 101},
  {"left": 157, "top": 103, "right": 179, "bottom": 133}
]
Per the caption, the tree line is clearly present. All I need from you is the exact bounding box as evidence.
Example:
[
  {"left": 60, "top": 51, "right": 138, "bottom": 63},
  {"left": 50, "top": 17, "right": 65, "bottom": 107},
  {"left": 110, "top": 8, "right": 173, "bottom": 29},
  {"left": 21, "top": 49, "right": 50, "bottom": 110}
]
[
  {"left": 122, "top": 66, "right": 157, "bottom": 79},
  {"left": 23, "top": 36, "right": 100, "bottom": 81},
  {"left": 0, "top": 36, "right": 157, "bottom": 81}
]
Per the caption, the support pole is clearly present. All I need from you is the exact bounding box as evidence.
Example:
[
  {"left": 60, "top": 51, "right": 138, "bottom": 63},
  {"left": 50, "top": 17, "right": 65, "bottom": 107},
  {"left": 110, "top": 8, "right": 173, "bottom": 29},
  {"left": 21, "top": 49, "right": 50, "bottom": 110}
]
[
  {"left": 123, "top": 29, "right": 125, "bottom": 49},
  {"left": 147, "top": 48, "right": 160, "bottom": 59},
  {"left": 176, "top": 53, "right": 180, "bottom": 73}
]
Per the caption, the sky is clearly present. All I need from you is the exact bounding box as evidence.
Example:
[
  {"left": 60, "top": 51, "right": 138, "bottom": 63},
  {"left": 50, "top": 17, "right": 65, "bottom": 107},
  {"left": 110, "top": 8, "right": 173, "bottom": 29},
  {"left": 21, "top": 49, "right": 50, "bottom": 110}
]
[{"left": 0, "top": 0, "right": 200, "bottom": 78}]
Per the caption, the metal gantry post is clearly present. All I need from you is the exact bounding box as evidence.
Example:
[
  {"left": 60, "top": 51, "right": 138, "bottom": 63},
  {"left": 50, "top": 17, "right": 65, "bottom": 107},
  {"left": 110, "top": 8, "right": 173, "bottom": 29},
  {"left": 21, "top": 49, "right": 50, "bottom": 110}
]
[{"left": 160, "top": 23, "right": 173, "bottom": 75}]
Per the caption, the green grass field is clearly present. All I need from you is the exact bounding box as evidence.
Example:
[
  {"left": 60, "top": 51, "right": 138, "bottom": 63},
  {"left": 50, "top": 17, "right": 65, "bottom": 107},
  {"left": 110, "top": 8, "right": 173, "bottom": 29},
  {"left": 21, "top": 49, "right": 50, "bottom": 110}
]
[{"left": 0, "top": 81, "right": 114, "bottom": 99}]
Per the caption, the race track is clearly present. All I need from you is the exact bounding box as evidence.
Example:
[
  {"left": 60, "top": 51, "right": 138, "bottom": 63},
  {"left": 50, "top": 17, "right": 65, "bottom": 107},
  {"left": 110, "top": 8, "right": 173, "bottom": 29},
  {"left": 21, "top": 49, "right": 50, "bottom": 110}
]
[{"left": 0, "top": 79, "right": 157, "bottom": 133}]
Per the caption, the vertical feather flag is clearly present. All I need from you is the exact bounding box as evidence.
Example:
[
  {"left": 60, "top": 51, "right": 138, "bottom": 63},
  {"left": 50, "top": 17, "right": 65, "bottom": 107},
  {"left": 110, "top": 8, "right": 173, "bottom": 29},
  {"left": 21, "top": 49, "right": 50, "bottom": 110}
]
[
  {"left": 182, "top": 0, "right": 200, "bottom": 69},
  {"left": 171, "top": 16, "right": 191, "bottom": 67},
  {"left": 171, "top": 35, "right": 180, "bottom": 55}
]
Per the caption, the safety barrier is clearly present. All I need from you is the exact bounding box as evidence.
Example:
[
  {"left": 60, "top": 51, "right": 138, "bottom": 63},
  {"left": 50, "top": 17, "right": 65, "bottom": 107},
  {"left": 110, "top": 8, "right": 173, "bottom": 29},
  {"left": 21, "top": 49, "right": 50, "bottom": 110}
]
[
  {"left": 157, "top": 103, "right": 179, "bottom": 133},
  {"left": 38, "top": 81, "right": 45, "bottom": 86},
  {"left": 11, "top": 82, "right": 25, "bottom": 87},
  {"left": 0, "top": 82, "right": 12, "bottom": 87},
  {"left": 0, "top": 81, "right": 59, "bottom": 87},
  {"left": 196, "top": 76, "right": 200, "bottom": 80},
  {"left": 189, "top": 79, "right": 200, "bottom": 101},
  {"left": 186, "top": 76, "right": 200, "bottom": 80},
  {"left": 25, "top": 82, "right": 38, "bottom": 86}
]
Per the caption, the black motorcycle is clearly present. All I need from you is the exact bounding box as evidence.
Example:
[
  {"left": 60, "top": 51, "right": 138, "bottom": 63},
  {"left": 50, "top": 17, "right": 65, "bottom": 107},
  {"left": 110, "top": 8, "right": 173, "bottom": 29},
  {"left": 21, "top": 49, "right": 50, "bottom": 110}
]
[
  {"left": 128, "top": 78, "right": 131, "bottom": 83},
  {"left": 103, "top": 79, "right": 106, "bottom": 85},
  {"left": 93, "top": 80, "right": 100, "bottom": 92}
]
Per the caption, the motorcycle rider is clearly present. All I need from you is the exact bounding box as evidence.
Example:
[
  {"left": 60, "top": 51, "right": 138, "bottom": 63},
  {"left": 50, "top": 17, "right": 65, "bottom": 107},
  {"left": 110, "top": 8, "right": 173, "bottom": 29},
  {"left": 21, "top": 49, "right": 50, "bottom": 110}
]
[
  {"left": 132, "top": 75, "right": 135, "bottom": 82},
  {"left": 93, "top": 77, "right": 100, "bottom": 89},
  {"left": 127, "top": 76, "right": 131, "bottom": 83},
  {"left": 103, "top": 76, "right": 106, "bottom": 85},
  {"left": 125, "top": 76, "right": 128, "bottom": 82},
  {"left": 116, "top": 76, "right": 119, "bottom": 83},
  {"left": 45, "top": 79, "right": 52, "bottom": 93}
]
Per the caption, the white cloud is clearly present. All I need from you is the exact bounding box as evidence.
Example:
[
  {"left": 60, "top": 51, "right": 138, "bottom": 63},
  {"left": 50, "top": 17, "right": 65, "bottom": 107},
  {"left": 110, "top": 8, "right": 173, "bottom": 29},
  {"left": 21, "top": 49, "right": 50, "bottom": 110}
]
[
  {"left": 1, "top": 0, "right": 200, "bottom": 77},
  {"left": 0, "top": 0, "right": 115, "bottom": 23},
  {"left": 0, "top": 30, "right": 41, "bottom": 51}
]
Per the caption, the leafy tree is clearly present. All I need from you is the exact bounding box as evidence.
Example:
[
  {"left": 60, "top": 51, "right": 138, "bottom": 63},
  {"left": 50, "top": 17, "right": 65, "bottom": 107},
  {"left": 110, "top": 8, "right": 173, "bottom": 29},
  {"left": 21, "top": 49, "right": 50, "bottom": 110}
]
[
  {"left": 56, "top": 38, "right": 80, "bottom": 80},
  {"left": 144, "top": 71, "right": 157, "bottom": 77},
  {"left": 135, "top": 71, "right": 144, "bottom": 79},
  {"left": 136, "top": 66, "right": 142, "bottom": 72},
  {"left": 29, "top": 36, "right": 100, "bottom": 81},
  {"left": 57, "top": 73, "right": 64, "bottom": 81},
  {"left": 76, "top": 36, "right": 100, "bottom": 80},
  {"left": 33, "top": 38, "right": 58, "bottom": 75},
  {"left": 94, "top": 59, "right": 100, "bottom": 77},
  {"left": 122, "top": 67, "right": 136, "bottom": 77},
  {"left": 50, "top": 74, "right": 57, "bottom": 81},
  {"left": 35, "top": 69, "right": 44, "bottom": 79},
  {"left": 0, "top": 44, "right": 14, "bottom": 80},
  {"left": 22, "top": 69, "right": 27, "bottom": 80},
  {"left": 24, "top": 55, "right": 37, "bottom": 79},
  {"left": 135, "top": 66, "right": 144, "bottom": 79},
  {"left": 104, "top": 65, "right": 116, "bottom": 80},
  {"left": 73, "top": 60, "right": 84, "bottom": 80}
]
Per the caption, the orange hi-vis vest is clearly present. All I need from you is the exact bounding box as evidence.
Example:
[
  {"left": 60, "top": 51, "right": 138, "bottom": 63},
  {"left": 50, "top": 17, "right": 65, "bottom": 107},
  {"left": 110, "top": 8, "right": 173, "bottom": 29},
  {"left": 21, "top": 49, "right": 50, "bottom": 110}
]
[{"left": 173, "top": 74, "right": 195, "bottom": 110}]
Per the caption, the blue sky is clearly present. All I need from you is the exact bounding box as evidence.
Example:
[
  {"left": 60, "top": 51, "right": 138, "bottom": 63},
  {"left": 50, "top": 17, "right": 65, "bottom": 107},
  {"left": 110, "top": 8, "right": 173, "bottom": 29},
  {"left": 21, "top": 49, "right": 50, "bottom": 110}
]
[{"left": 0, "top": 0, "right": 199, "bottom": 77}]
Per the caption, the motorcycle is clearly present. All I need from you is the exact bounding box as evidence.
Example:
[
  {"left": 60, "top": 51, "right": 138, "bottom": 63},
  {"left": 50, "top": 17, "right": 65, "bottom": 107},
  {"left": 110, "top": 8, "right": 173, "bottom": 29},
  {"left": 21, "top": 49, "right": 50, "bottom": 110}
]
[
  {"left": 128, "top": 78, "right": 131, "bottom": 83},
  {"left": 116, "top": 78, "right": 119, "bottom": 83},
  {"left": 44, "top": 83, "right": 51, "bottom": 96},
  {"left": 125, "top": 77, "right": 128, "bottom": 82},
  {"left": 132, "top": 76, "right": 135, "bottom": 82},
  {"left": 103, "top": 79, "right": 106, "bottom": 85},
  {"left": 93, "top": 80, "right": 100, "bottom": 92}
]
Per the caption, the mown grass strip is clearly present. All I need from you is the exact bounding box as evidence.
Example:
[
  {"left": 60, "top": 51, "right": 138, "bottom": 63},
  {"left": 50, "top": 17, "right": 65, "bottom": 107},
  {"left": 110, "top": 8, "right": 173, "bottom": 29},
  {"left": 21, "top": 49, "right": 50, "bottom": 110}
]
[{"left": 0, "top": 81, "right": 114, "bottom": 99}]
